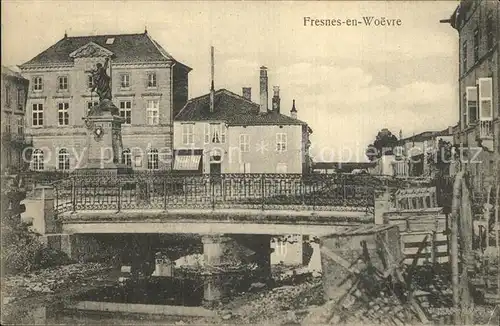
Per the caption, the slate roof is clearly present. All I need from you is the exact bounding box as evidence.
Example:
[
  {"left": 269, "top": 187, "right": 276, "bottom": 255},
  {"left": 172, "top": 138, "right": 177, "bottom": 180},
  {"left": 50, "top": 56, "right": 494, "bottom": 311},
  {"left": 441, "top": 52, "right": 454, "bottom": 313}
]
[
  {"left": 21, "top": 32, "right": 191, "bottom": 69},
  {"left": 175, "top": 89, "right": 310, "bottom": 127}
]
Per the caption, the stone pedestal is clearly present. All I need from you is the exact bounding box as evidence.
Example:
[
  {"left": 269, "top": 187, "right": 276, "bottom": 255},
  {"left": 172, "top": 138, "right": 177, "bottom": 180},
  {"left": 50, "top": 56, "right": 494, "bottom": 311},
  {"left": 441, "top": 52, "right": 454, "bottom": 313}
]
[
  {"left": 271, "top": 235, "right": 303, "bottom": 266},
  {"left": 201, "top": 235, "right": 238, "bottom": 266},
  {"left": 152, "top": 252, "right": 174, "bottom": 277},
  {"left": 79, "top": 99, "right": 130, "bottom": 173},
  {"left": 22, "top": 186, "right": 57, "bottom": 234}
]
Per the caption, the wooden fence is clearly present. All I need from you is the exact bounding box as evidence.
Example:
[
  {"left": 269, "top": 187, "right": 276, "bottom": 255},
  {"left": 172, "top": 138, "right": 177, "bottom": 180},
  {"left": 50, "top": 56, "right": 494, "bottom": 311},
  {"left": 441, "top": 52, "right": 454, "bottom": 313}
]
[{"left": 383, "top": 187, "right": 449, "bottom": 266}]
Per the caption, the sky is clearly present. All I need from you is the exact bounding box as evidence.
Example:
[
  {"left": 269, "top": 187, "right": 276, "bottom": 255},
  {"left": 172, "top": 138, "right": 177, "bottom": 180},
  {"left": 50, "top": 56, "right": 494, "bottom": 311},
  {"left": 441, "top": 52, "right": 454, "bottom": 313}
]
[{"left": 1, "top": 0, "right": 460, "bottom": 162}]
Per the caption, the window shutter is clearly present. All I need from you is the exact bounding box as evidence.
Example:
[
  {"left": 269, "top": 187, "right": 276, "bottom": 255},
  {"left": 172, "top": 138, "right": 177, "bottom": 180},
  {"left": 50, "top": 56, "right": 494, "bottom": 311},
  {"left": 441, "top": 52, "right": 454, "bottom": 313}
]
[
  {"left": 466, "top": 86, "right": 478, "bottom": 124},
  {"left": 478, "top": 78, "right": 493, "bottom": 120},
  {"left": 204, "top": 124, "right": 210, "bottom": 144},
  {"left": 462, "top": 93, "right": 468, "bottom": 128},
  {"left": 221, "top": 124, "right": 226, "bottom": 143}
]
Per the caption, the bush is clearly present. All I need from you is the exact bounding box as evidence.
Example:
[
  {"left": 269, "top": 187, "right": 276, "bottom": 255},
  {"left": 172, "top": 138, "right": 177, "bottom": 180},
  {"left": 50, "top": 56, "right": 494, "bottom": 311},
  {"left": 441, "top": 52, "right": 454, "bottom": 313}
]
[
  {"left": 1, "top": 222, "right": 71, "bottom": 275},
  {"left": 35, "top": 247, "right": 72, "bottom": 269}
]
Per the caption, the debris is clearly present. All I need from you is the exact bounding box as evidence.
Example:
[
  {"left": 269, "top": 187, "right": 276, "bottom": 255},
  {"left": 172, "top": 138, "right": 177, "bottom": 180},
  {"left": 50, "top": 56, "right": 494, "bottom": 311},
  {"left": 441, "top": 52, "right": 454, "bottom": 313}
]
[{"left": 249, "top": 282, "right": 266, "bottom": 291}]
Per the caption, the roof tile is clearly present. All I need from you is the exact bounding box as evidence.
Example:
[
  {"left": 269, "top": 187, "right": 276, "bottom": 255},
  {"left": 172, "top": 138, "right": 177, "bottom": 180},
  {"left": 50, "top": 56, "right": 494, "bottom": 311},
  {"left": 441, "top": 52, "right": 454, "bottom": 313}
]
[{"left": 175, "top": 89, "right": 309, "bottom": 127}]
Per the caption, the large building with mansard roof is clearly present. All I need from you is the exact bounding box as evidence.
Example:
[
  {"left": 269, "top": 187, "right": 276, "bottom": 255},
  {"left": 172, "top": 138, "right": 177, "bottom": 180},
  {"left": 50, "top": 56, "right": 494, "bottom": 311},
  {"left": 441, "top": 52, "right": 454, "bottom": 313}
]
[{"left": 19, "top": 30, "right": 191, "bottom": 171}]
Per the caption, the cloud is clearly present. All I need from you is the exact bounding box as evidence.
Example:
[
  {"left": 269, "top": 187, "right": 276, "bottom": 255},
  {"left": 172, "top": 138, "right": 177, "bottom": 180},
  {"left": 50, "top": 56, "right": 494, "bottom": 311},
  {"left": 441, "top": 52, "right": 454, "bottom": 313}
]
[
  {"left": 2, "top": 0, "right": 458, "bottom": 164},
  {"left": 188, "top": 56, "right": 457, "bottom": 163}
]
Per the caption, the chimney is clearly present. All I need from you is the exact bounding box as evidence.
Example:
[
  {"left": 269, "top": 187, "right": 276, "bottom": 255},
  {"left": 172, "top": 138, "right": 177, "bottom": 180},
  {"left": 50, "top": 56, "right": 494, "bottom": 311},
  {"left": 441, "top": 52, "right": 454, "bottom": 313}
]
[
  {"left": 210, "top": 46, "right": 215, "bottom": 113},
  {"left": 242, "top": 87, "right": 251, "bottom": 101},
  {"left": 290, "top": 99, "right": 297, "bottom": 119},
  {"left": 272, "top": 86, "right": 280, "bottom": 113},
  {"left": 259, "top": 66, "right": 268, "bottom": 114}
]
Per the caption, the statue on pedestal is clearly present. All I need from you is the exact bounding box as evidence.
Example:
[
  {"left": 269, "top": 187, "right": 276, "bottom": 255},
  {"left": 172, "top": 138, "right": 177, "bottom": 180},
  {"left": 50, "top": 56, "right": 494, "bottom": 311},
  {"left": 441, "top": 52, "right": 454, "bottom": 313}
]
[
  {"left": 87, "top": 57, "right": 118, "bottom": 116},
  {"left": 91, "top": 57, "right": 112, "bottom": 102}
]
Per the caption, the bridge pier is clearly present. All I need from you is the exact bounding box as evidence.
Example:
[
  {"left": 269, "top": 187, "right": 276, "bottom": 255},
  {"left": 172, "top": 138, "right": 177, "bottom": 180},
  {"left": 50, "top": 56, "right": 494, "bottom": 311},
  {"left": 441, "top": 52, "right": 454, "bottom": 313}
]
[
  {"left": 203, "top": 276, "right": 227, "bottom": 304},
  {"left": 271, "top": 235, "right": 304, "bottom": 266},
  {"left": 201, "top": 234, "right": 272, "bottom": 278},
  {"left": 59, "top": 234, "right": 104, "bottom": 262},
  {"left": 201, "top": 235, "right": 242, "bottom": 266}
]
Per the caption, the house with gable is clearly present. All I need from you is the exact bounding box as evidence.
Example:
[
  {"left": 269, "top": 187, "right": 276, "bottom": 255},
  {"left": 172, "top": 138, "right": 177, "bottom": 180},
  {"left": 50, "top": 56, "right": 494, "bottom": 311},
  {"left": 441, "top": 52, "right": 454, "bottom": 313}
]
[{"left": 173, "top": 66, "right": 312, "bottom": 174}]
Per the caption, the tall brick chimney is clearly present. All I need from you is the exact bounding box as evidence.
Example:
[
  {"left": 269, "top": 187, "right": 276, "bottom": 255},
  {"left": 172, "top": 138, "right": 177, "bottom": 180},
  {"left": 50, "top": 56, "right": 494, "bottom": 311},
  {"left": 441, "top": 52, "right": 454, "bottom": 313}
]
[
  {"left": 259, "top": 66, "right": 268, "bottom": 114},
  {"left": 242, "top": 87, "right": 251, "bottom": 101},
  {"left": 272, "top": 86, "right": 280, "bottom": 113},
  {"left": 290, "top": 99, "right": 297, "bottom": 119}
]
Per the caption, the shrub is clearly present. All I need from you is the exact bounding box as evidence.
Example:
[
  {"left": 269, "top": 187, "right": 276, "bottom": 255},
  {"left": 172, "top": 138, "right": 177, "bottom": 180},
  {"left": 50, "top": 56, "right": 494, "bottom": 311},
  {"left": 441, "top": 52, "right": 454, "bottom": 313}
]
[{"left": 1, "top": 222, "right": 71, "bottom": 275}]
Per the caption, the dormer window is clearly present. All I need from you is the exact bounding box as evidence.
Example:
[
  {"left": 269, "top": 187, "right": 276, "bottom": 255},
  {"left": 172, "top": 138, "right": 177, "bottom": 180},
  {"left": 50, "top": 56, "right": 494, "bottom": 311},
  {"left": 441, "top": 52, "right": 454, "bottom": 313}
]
[{"left": 106, "top": 37, "right": 115, "bottom": 45}]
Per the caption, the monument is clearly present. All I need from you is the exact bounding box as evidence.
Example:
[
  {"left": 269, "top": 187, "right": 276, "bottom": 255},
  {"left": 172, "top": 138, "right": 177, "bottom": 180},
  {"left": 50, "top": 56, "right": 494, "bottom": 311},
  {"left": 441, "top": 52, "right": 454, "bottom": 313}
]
[{"left": 80, "top": 57, "right": 129, "bottom": 174}]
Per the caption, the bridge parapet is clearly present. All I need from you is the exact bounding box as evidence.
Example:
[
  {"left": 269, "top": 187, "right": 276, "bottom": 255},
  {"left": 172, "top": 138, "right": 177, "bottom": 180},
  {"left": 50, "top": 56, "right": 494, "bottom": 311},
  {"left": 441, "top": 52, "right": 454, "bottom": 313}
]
[{"left": 51, "top": 173, "right": 383, "bottom": 215}]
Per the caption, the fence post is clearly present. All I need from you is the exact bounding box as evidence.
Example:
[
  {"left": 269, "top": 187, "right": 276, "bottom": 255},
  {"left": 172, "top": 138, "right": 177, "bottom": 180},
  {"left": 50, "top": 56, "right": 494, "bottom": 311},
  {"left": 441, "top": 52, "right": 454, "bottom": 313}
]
[
  {"left": 211, "top": 175, "right": 215, "bottom": 210},
  {"left": 261, "top": 175, "right": 265, "bottom": 210},
  {"left": 163, "top": 179, "right": 167, "bottom": 211},
  {"left": 71, "top": 177, "right": 76, "bottom": 213},
  {"left": 222, "top": 175, "right": 226, "bottom": 203},
  {"left": 343, "top": 175, "right": 347, "bottom": 207},
  {"left": 117, "top": 178, "right": 122, "bottom": 212},
  {"left": 184, "top": 177, "right": 187, "bottom": 205},
  {"left": 301, "top": 177, "right": 305, "bottom": 206},
  {"left": 53, "top": 182, "right": 58, "bottom": 214}
]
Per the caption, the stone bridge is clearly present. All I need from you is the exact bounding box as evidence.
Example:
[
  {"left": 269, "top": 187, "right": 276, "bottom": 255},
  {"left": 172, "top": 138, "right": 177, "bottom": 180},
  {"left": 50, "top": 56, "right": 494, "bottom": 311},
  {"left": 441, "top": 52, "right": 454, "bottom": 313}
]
[{"left": 22, "top": 172, "right": 406, "bottom": 278}]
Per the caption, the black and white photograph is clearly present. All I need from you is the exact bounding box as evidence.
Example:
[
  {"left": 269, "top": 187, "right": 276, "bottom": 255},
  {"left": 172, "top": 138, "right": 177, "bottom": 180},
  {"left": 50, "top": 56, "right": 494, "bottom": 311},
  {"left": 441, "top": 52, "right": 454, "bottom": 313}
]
[{"left": 1, "top": 0, "right": 499, "bottom": 324}]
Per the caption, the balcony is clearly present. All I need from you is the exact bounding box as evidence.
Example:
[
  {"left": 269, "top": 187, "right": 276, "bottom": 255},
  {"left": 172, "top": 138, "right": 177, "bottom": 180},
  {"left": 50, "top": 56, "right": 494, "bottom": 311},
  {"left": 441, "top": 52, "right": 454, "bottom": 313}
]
[
  {"left": 392, "top": 159, "right": 409, "bottom": 177},
  {"left": 476, "top": 120, "right": 494, "bottom": 151},
  {"left": 478, "top": 120, "right": 493, "bottom": 139}
]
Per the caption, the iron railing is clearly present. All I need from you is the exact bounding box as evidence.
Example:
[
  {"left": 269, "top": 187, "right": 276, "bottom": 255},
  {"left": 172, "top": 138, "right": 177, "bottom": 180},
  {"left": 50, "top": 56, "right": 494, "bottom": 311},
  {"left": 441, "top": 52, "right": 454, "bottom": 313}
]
[{"left": 51, "top": 173, "right": 385, "bottom": 214}]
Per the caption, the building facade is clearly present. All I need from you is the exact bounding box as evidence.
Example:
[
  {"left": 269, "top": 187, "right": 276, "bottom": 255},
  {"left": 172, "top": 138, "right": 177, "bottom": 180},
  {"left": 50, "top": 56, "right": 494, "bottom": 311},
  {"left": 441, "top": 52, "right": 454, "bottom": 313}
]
[
  {"left": 1, "top": 66, "right": 30, "bottom": 173},
  {"left": 173, "top": 67, "right": 312, "bottom": 174},
  {"left": 19, "top": 31, "right": 191, "bottom": 171},
  {"left": 444, "top": 0, "right": 500, "bottom": 193},
  {"left": 396, "top": 128, "right": 454, "bottom": 177}
]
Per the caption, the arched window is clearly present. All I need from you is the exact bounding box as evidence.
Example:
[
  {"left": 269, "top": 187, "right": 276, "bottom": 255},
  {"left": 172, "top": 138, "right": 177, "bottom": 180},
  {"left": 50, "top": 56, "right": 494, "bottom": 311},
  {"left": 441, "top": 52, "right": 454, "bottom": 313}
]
[
  {"left": 122, "top": 149, "right": 132, "bottom": 166},
  {"left": 32, "top": 149, "right": 44, "bottom": 171},
  {"left": 58, "top": 148, "right": 70, "bottom": 170},
  {"left": 147, "top": 149, "right": 159, "bottom": 170}
]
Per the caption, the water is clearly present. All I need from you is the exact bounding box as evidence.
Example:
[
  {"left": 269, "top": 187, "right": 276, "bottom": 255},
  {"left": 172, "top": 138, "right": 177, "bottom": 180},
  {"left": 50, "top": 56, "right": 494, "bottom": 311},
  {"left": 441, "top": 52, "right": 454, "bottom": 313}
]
[{"left": 3, "top": 273, "right": 263, "bottom": 325}]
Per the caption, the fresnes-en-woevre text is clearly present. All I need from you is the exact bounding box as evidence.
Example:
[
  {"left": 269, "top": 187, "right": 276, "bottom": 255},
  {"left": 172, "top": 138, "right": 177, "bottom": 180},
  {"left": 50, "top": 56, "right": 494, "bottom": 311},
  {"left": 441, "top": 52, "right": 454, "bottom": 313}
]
[{"left": 303, "top": 16, "right": 402, "bottom": 27}]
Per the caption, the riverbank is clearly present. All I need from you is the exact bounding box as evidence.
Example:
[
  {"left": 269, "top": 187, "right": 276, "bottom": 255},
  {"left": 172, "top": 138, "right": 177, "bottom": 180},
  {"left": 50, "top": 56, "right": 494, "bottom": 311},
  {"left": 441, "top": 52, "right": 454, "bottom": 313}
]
[
  {"left": 1, "top": 262, "right": 323, "bottom": 325},
  {"left": 1, "top": 262, "right": 116, "bottom": 324}
]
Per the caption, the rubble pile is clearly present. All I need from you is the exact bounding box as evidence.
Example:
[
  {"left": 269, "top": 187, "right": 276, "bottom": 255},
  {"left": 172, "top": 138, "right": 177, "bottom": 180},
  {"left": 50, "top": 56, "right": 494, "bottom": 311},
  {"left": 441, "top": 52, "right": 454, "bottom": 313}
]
[
  {"left": 2, "top": 262, "right": 111, "bottom": 304},
  {"left": 229, "top": 280, "right": 322, "bottom": 324}
]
